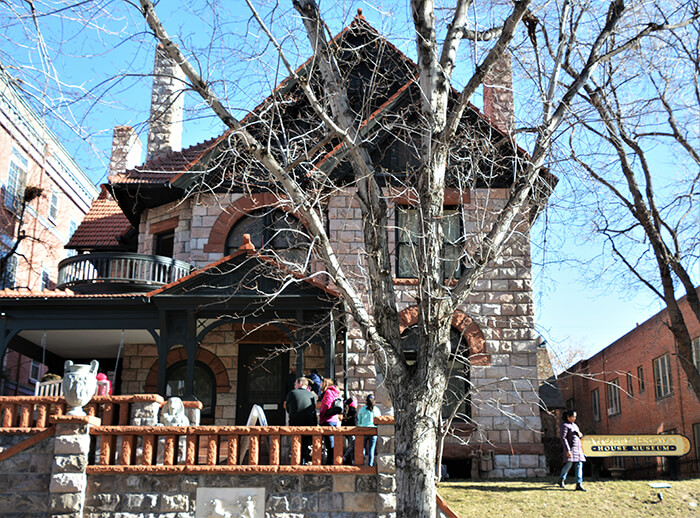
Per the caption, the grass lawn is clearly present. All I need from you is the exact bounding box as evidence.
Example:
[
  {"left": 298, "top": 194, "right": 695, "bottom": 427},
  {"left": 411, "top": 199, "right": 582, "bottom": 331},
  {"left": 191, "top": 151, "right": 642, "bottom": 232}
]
[{"left": 438, "top": 478, "right": 700, "bottom": 517}]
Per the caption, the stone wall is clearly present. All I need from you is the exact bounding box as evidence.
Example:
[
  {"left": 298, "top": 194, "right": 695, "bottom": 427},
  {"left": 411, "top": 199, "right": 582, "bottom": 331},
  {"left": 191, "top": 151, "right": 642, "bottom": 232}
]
[
  {"left": 84, "top": 472, "right": 380, "bottom": 517},
  {"left": 0, "top": 414, "right": 398, "bottom": 517},
  {"left": 0, "top": 434, "right": 53, "bottom": 516}
]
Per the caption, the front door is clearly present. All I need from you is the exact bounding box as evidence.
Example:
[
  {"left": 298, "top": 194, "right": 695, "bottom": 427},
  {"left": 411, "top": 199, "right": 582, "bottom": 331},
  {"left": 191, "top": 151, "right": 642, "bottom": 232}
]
[{"left": 236, "top": 344, "right": 289, "bottom": 425}]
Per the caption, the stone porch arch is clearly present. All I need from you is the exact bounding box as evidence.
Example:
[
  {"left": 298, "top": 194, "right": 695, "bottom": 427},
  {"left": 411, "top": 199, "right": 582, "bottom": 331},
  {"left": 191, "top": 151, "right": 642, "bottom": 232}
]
[{"left": 144, "top": 346, "right": 230, "bottom": 394}]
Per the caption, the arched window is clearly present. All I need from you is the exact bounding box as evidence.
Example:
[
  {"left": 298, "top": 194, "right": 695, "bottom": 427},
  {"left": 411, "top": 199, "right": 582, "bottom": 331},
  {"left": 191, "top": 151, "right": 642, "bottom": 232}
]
[
  {"left": 165, "top": 361, "right": 216, "bottom": 419},
  {"left": 401, "top": 326, "right": 471, "bottom": 421},
  {"left": 225, "top": 209, "right": 310, "bottom": 270}
]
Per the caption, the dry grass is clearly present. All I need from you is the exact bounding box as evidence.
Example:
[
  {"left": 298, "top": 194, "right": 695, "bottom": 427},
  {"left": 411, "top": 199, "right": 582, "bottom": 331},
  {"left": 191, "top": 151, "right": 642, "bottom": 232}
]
[{"left": 438, "top": 478, "right": 700, "bottom": 517}]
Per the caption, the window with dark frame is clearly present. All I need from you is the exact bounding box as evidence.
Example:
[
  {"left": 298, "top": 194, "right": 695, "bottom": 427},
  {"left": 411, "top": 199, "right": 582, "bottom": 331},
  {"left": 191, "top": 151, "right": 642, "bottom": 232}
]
[
  {"left": 653, "top": 354, "right": 673, "bottom": 399},
  {"left": 638, "top": 366, "right": 645, "bottom": 393},
  {"left": 0, "top": 255, "right": 17, "bottom": 289},
  {"left": 396, "top": 207, "right": 462, "bottom": 279},
  {"left": 693, "top": 337, "right": 700, "bottom": 370},
  {"left": 626, "top": 372, "right": 634, "bottom": 397},
  {"left": 29, "top": 360, "right": 41, "bottom": 383},
  {"left": 40, "top": 269, "right": 50, "bottom": 290},
  {"left": 165, "top": 360, "right": 216, "bottom": 419},
  {"left": 591, "top": 388, "right": 600, "bottom": 422},
  {"left": 225, "top": 209, "right": 310, "bottom": 271},
  {"left": 155, "top": 230, "right": 175, "bottom": 258}
]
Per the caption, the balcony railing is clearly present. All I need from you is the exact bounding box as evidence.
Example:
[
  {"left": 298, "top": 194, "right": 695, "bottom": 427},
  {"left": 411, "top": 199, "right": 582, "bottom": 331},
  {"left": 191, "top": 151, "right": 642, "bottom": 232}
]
[{"left": 57, "top": 252, "right": 193, "bottom": 293}]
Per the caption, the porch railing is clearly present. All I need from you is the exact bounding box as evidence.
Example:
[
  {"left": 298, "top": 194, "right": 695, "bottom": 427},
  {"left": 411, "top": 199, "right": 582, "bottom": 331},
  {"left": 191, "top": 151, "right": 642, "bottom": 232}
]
[
  {"left": 0, "top": 395, "right": 379, "bottom": 473},
  {"left": 88, "top": 425, "right": 377, "bottom": 473},
  {"left": 0, "top": 394, "right": 165, "bottom": 430},
  {"left": 57, "top": 252, "right": 193, "bottom": 292}
]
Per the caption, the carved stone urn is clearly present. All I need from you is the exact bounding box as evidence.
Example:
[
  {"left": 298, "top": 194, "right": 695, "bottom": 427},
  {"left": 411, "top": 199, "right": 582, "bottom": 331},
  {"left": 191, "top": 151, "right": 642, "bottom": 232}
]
[{"left": 63, "top": 359, "right": 99, "bottom": 416}]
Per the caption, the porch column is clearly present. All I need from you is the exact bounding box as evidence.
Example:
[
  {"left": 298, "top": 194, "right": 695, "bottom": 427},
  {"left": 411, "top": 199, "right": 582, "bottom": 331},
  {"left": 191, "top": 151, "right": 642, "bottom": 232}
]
[
  {"left": 157, "top": 310, "right": 196, "bottom": 397},
  {"left": 49, "top": 415, "right": 101, "bottom": 518}
]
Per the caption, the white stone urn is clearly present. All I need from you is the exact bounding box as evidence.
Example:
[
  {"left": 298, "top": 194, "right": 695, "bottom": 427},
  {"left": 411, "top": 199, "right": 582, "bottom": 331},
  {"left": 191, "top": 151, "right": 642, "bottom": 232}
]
[{"left": 63, "top": 359, "right": 99, "bottom": 416}]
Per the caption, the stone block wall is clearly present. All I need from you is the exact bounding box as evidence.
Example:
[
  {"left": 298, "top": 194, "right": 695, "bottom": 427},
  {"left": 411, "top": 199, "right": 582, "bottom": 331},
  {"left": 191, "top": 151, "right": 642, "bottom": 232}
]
[
  {"left": 85, "top": 472, "right": 381, "bottom": 517},
  {"left": 0, "top": 434, "right": 53, "bottom": 516}
]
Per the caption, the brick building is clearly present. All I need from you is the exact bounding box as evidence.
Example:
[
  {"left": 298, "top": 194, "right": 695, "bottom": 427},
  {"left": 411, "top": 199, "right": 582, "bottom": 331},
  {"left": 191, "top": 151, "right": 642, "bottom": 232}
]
[
  {"left": 0, "top": 65, "right": 98, "bottom": 395},
  {"left": 0, "top": 15, "right": 553, "bottom": 477},
  {"left": 558, "top": 288, "right": 700, "bottom": 477}
]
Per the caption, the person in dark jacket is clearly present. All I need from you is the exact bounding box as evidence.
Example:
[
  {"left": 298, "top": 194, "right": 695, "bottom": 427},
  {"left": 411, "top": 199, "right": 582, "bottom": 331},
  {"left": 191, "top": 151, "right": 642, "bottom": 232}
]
[
  {"left": 307, "top": 370, "right": 322, "bottom": 397},
  {"left": 342, "top": 397, "right": 358, "bottom": 464},
  {"left": 559, "top": 410, "right": 587, "bottom": 491},
  {"left": 285, "top": 377, "right": 317, "bottom": 464}
]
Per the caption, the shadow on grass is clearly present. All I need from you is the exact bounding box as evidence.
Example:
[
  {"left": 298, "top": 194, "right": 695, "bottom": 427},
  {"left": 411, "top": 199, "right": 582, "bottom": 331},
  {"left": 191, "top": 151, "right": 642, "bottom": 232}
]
[{"left": 440, "top": 481, "right": 566, "bottom": 493}]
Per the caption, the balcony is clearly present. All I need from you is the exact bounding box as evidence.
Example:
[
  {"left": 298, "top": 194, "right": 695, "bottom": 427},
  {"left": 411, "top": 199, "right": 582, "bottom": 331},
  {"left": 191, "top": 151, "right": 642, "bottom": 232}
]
[{"left": 57, "top": 252, "right": 194, "bottom": 293}]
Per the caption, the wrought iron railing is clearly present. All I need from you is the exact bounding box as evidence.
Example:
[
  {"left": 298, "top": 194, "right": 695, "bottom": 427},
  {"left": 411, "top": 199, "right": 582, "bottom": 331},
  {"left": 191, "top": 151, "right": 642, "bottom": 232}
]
[{"left": 57, "top": 252, "right": 193, "bottom": 292}]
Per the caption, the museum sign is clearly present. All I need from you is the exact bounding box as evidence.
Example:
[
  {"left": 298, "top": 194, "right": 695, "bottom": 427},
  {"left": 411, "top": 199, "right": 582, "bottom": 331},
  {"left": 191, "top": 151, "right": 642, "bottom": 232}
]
[{"left": 581, "top": 435, "right": 691, "bottom": 457}]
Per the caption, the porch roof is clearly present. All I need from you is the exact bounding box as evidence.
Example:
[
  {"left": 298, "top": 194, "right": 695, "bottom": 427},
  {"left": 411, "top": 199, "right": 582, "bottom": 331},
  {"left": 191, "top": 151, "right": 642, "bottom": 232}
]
[{"left": 0, "top": 250, "right": 340, "bottom": 367}]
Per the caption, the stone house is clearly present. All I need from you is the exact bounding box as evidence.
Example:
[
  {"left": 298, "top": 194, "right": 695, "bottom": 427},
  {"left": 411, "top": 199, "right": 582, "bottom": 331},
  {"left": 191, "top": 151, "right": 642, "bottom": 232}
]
[
  {"left": 0, "top": 64, "right": 98, "bottom": 395},
  {"left": 0, "top": 14, "right": 551, "bottom": 478},
  {"left": 558, "top": 287, "right": 700, "bottom": 478}
]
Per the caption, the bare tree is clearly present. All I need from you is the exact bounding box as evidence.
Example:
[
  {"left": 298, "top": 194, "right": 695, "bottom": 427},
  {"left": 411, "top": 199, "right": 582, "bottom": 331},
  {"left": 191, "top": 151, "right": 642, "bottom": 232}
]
[
  {"left": 133, "top": 1, "right": 690, "bottom": 515},
  {"left": 561, "top": 5, "right": 700, "bottom": 398}
]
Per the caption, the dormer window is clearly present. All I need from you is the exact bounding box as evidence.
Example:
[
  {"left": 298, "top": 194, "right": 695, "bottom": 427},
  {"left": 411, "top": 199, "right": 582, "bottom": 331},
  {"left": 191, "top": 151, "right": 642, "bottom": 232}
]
[{"left": 225, "top": 209, "right": 310, "bottom": 271}]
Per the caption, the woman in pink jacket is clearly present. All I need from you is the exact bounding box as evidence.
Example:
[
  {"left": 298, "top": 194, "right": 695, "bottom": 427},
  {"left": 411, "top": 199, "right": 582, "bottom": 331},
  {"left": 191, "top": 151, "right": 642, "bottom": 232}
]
[{"left": 319, "top": 378, "right": 341, "bottom": 464}]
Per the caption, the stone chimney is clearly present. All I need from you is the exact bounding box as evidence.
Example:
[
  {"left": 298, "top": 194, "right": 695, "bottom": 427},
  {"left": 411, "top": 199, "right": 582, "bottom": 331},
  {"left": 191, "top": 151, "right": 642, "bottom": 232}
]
[
  {"left": 146, "top": 44, "right": 185, "bottom": 163},
  {"left": 483, "top": 53, "right": 514, "bottom": 135},
  {"left": 108, "top": 125, "right": 142, "bottom": 180}
]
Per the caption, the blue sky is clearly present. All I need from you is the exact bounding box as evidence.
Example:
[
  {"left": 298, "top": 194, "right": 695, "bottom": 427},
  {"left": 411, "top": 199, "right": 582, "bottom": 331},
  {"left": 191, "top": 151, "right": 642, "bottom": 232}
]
[{"left": 1, "top": 1, "right": 694, "bottom": 367}]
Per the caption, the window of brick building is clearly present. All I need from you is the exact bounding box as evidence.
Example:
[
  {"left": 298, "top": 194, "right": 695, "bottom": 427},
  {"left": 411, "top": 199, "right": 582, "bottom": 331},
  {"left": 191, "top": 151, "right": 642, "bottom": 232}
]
[
  {"left": 637, "top": 366, "right": 645, "bottom": 393},
  {"left": 396, "top": 207, "right": 462, "bottom": 278},
  {"left": 0, "top": 254, "right": 17, "bottom": 289},
  {"left": 29, "top": 360, "right": 42, "bottom": 383},
  {"left": 607, "top": 379, "right": 621, "bottom": 416},
  {"left": 626, "top": 372, "right": 634, "bottom": 397},
  {"left": 653, "top": 354, "right": 673, "bottom": 399},
  {"left": 693, "top": 337, "right": 700, "bottom": 370},
  {"left": 48, "top": 188, "right": 59, "bottom": 223},
  {"left": 591, "top": 389, "right": 600, "bottom": 422},
  {"left": 40, "top": 269, "right": 51, "bottom": 290},
  {"left": 3, "top": 146, "right": 28, "bottom": 212}
]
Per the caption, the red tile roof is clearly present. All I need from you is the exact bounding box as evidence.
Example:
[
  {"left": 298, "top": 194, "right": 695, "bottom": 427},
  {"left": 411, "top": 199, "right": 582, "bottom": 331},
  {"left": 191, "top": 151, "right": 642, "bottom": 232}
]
[
  {"left": 0, "top": 288, "right": 137, "bottom": 299},
  {"left": 66, "top": 185, "right": 133, "bottom": 249},
  {"left": 111, "top": 135, "right": 224, "bottom": 185}
]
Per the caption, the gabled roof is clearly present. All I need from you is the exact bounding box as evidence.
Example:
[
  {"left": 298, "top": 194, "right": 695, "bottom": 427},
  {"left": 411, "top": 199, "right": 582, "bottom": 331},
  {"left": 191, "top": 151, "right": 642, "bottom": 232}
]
[
  {"left": 110, "top": 13, "right": 519, "bottom": 195},
  {"left": 148, "top": 236, "right": 340, "bottom": 302},
  {"left": 66, "top": 185, "right": 134, "bottom": 250}
]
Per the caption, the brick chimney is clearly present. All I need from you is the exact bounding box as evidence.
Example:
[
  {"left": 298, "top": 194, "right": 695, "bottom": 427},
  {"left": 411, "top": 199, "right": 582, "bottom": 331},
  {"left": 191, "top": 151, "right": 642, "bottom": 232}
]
[
  {"left": 483, "top": 53, "right": 514, "bottom": 135},
  {"left": 108, "top": 126, "right": 142, "bottom": 180},
  {"left": 146, "top": 44, "right": 185, "bottom": 163}
]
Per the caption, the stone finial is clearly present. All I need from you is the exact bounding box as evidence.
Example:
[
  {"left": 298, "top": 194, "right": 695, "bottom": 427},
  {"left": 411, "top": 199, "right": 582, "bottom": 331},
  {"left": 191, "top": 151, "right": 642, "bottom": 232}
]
[
  {"left": 239, "top": 233, "right": 256, "bottom": 252},
  {"left": 108, "top": 126, "right": 142, "bottom": 180},
  {"left": 146, "top": 44, "right": 185, "bottom": 163},
  {"left": 483, "top": 52, "right": 514, "bottom": 134}
]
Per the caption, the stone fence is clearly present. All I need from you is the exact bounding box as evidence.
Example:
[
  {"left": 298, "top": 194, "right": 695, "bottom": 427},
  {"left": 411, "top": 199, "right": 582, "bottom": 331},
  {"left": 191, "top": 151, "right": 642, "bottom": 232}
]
[{"left": 0, "top": 395, "right": 405, "bottom": 517}]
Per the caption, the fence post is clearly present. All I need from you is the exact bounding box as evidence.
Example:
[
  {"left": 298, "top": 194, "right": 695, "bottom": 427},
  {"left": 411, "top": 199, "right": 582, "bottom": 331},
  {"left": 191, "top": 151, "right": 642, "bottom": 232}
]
[
  {"left": 49, "top": 415, "right": 101, "bottom": 518},
  {"left": 375, "top": 415, "right": 396, "bottom": 517}
]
